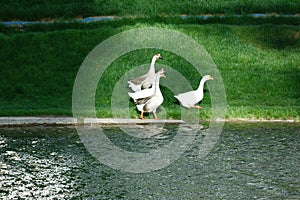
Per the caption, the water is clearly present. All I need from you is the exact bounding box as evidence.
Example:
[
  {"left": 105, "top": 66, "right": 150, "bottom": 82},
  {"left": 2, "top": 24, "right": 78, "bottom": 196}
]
[{"left": 0, "top": 123, "right": 299, "bottom": 199}]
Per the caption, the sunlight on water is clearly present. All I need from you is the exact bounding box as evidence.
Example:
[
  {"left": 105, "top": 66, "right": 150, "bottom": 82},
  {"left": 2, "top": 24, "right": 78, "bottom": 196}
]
[{"left": 0, "top": 123, "right": 299, "bottom": 199}]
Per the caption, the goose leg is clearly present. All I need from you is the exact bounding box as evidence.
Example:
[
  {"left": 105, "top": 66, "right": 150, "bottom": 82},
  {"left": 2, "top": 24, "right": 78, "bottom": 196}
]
[
  {"left": 140, "top": 111, "right": 145, "bottom": 120},
  {"left": 153, "top": 111, "right": 159, "bottom": 120}
]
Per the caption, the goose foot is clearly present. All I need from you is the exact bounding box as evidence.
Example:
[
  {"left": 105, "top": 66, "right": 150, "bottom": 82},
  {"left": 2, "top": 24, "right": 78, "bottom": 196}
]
[{"left": 191, "top": 105, "right": 202, "bottom": 109}]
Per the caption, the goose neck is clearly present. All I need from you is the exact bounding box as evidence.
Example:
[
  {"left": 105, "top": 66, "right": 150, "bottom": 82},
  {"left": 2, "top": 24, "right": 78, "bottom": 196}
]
[
  {"left": 148, "top": 58, "right": 157, "bottom": 74},
  {"left": 154, "top": 74, "right": 161, "bottom": 86},
  {"left": 197, "top": 78, "right": 206, "bottom": 92},
  {"left": 153, "top": 74, "right": 162, "bottom": 94}
]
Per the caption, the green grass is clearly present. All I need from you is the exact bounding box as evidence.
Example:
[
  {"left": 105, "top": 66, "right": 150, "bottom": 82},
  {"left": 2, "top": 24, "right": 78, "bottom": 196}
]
[
  {"left": 0, "top": 22, "right": 299, "bottom": 121},
  {"left": 0, "top": 0, "right": 299, "bottom": 21}
]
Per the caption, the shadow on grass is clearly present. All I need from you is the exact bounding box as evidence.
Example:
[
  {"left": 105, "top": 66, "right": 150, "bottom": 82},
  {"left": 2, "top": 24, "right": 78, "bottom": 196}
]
[
  {"left": 258, "top": 26, "right": 300, "bottom": 49},
  {"left": 236, "top": 24, "right": 300, "bottom": 50}
]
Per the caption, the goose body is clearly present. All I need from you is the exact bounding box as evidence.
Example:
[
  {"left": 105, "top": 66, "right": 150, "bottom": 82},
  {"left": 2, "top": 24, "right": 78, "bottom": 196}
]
[
  {"left": 131, "top": 69, "right": 166, "bottom": 119},
  {"left": 174, "top": 75, "right": 213, "bottom": 109},
  {"left": 128, "top": 77, "right": 156, "bottom": 100},
  {"left": 128, "top": 54, "right": 162, "bottom": 91}
]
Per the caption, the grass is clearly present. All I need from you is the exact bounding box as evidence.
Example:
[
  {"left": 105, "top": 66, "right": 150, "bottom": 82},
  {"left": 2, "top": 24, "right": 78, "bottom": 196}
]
[
  {"left": 0, "top": 0, "right": 299, "bottom": 21},
  {"left": 0, "top": 22, "right": 299, "bottom": 121}
]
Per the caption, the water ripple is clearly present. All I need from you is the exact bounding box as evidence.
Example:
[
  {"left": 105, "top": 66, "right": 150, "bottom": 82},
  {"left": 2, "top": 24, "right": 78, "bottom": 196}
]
[{"left": 0, "top": 123, "right": 299, "bottom": 199}]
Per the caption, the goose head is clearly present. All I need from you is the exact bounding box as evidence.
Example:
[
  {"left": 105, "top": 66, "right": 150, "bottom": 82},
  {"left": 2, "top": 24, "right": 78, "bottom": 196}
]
[
  {"left": 153, "top": 54, "right": 163, "bottom": 60},
  {"left": 157, "top": 68, "right": 166, "bottom": 78},
  {"left": 203, "top": 75, "right": 213, "bottom": 81}
]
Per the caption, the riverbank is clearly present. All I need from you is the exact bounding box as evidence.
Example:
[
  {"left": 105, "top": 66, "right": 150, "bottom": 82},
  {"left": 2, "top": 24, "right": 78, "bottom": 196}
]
[{"left": 0, "top": 117, "right": 297, "bottom": 127}]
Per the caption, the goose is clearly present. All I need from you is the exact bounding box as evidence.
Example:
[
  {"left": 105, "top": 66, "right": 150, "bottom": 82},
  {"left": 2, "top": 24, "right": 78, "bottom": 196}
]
[
  {"left": 128, "top": 54, "right": 162, "bottom": 91},
  {"left": 128, "top": 74, "right": 156, "bottom": 100},
  {"left": 174, "top": 75, "right": 213, "bottom": 109},
  {"left": 131, "top": 68, "right": 166, "bottom": 119}
]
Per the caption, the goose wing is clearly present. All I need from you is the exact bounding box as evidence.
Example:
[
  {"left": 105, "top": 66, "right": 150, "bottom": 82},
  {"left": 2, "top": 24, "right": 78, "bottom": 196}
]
[
  {"left": 135, "top": 96, "right": 152, "bottom": 105},
  {"left": 128, "top": 86, "right": 155, "bottom": 100},
  {"left": 128, "top": 74, "right": 148, "bottom": 85},
  {"left": 128, "top": 74, "right": 154, "bottom": 92}
]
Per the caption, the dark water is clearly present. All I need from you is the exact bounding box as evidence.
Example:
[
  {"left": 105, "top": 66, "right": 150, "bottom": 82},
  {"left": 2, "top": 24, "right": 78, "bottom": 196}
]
[
  {"left": 0, "top": 123, "right": 299, "bottom": 199},
  {"left": 2, "top": 14, "right": 299, "bottom": 27}
]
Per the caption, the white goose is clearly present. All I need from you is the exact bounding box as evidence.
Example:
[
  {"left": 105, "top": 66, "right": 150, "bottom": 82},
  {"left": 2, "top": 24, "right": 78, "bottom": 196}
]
[
  {"left": 128, "top": 54, "right": 162, "bottom": 92},
  {"left": 174, "top": 75, "right": 213, "bottom": 109},
  {"left": 130, "top": 68, "right": 166, "bottom": 119},
  {"left": 128, "top": 74, "right": 156, "bottom": 100}
]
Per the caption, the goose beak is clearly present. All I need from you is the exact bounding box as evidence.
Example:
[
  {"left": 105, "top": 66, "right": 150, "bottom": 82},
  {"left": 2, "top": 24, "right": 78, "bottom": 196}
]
[
  {"left": 159, "top": 55, "right": 163, "bottom": 59},
  {"left": 160, "top": 70, "right": 166, "bottom": 78},
  {"left": 162, "top": 69, "right": 166, "bottom": 77}
]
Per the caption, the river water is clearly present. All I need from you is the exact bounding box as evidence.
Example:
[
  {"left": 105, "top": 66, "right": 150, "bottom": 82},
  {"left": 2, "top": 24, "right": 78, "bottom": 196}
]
[{"left": 0, "top": 122, "right": 299, "bottom": 199}]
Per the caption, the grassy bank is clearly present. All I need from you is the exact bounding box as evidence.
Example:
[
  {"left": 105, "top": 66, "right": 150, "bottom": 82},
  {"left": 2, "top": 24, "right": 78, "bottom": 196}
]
[
  {"left": 0, "top": 22, "right": 299, "bottom": 121},
  {"left": 0, "top": 0, "right": 299, "bottom": 21}
]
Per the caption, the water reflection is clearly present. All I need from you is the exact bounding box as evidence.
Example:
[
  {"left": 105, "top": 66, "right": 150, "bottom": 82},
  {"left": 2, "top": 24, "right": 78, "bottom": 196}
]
[
  {"left": 120, "top": 124, "right": 169, "bottom": 138},
  {"left": 0, "top": 123, "right": 299, "bottom": 199},
  {"left": 76, "top": 124, "right": 205, "bottom": 173}
]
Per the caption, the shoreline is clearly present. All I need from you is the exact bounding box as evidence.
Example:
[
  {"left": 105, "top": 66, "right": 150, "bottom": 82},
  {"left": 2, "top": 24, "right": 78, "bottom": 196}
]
[{"left": 0, "top": 116, "right": 297, "bottom": 127}]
